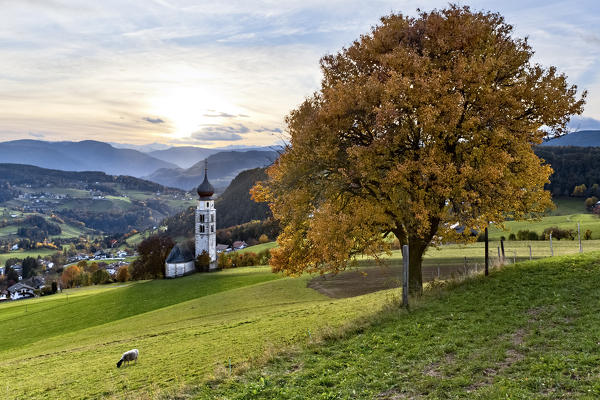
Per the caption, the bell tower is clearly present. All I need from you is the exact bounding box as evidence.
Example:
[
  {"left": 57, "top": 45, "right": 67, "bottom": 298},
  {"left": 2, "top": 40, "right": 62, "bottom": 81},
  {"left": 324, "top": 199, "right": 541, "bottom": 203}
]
[{"left": 195, "top": 160, "right": 216, "bottom": 264}]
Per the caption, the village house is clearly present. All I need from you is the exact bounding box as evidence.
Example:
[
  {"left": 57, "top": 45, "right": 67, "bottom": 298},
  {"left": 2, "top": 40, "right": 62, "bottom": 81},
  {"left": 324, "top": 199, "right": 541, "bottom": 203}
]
[
  {"left": 21, "top": 276, "right": 45, "bottom": 290},
  {"left": 216, "top": 244, "right": 231, "bottom": 253},
  {"left": 232, "top": 241, "right": 248, "bottom": 251},
  {"left": 7, "top": 282, "right": 35, "bottom": 300}
]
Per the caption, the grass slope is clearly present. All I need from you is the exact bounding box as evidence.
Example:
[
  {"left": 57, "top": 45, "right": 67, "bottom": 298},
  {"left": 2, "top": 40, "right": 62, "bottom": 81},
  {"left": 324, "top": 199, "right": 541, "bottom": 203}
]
[
  {"left": 207, "top": 253, "right": 600, "bottom": 399},
  {"left": 0, "top": 267, "right": 391, "bottom": 399}
]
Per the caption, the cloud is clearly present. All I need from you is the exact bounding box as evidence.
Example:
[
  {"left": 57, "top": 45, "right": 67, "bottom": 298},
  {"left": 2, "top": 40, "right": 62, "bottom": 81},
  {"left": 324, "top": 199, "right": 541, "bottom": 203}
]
[
  {"left": 143, "top": 117, "right": 165, "bottom": 124},
  {"left": 28, "top": 132, "right": 45, "bottom": 138},
  {"left": 255, "top": 127, "right": 283, "bottom": 133},
  {"left": 202, "top": 112, "right": 236, "bottom": 118},
  {"left": 191, "top": 124, "right": 250, "bottom": 142}
]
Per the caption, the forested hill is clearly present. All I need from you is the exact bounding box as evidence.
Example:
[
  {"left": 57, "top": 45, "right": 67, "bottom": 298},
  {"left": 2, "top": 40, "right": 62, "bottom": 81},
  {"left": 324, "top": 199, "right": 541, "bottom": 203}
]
[
  {"left": 163, "top": 167, "right": 271, "bottom": 237},
  {"left": 145, "top": 150, "right": 278, "bottom": 190},
  {"left": 535, "top": 146, "right": 600, "bottom": 196},
  {"left": 0, "top": 163, "right": 180, "bottom": 193},
  {"left": 215, "top": 168, "right": 271, "bottom": 229},
  {"left": 0, "top": 164, "right": 193, "bottom": 234}
]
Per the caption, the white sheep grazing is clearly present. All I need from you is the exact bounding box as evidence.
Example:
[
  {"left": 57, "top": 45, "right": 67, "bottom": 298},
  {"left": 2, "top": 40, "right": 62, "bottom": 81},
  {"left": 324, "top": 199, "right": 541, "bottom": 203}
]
[{"left": 116, "top": 349, "right": 139, "bottom": 368}]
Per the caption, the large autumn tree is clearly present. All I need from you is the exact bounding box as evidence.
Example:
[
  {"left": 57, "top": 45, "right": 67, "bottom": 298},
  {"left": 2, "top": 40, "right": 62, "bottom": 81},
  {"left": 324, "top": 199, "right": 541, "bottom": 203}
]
[{"left": 254, "top": 6, "right": 585, "bottom": 295}]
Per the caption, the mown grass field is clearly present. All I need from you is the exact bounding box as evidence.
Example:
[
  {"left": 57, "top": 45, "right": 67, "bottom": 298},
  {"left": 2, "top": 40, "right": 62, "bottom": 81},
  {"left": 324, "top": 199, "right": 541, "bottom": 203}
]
[
  {"left": 0, "top": 267, "right": 393, "bottom": 399},
  {"left": 0, "top": 249, "right": 57, "bottom": 264}
]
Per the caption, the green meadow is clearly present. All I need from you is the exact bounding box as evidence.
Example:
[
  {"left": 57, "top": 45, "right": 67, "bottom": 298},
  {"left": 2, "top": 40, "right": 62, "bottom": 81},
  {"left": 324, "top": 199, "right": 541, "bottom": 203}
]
[
  {"left": 206, "top": 252, "right": 600, "bottom": 399},
  {"left": 0, "top": 267, "right": 391, "bottom": 399}
]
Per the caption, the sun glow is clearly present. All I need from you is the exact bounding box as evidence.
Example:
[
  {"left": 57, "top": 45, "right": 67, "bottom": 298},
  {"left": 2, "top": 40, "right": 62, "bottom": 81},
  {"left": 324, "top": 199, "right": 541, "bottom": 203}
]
[{"left": 147, "top": 86, "right": 240, "bottom": 139}]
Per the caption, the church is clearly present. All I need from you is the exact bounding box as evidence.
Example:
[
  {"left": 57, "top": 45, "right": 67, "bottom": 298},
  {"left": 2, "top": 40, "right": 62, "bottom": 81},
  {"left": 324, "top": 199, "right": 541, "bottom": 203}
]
[{"left": 165, "top": 161, "right": 217, "bottom": 278}]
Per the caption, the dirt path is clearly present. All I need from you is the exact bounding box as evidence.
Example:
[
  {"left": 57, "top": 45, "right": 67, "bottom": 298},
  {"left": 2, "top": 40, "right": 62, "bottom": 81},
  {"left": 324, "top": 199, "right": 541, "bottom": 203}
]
[{"left": 308, "top": 264, "right": 480, "bottom": 298}]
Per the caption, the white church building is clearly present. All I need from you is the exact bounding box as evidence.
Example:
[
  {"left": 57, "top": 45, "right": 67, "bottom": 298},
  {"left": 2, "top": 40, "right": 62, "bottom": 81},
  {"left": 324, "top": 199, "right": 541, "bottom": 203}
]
[{"left": 165, "top": 161, "right": 217, "bottom": 278}]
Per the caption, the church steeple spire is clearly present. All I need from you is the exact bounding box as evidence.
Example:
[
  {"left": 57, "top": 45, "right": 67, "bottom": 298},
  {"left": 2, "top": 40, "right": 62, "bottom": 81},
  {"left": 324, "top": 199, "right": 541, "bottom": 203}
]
[{"left": 196, "top": 159, "right": 215, "bottom": 199}]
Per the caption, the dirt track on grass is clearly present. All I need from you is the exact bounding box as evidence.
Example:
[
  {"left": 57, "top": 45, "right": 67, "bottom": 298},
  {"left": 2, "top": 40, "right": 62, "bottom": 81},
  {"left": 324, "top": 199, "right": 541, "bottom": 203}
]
[{"left": 308, "top": 264, "right": 480, "bottom": 298}]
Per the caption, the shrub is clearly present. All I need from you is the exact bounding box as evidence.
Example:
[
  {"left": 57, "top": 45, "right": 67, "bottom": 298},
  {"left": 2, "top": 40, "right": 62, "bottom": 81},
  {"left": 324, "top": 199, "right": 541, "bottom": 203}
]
[
  {"left": 543, "top": 226, "right": 574, "bottom": 240},
  {"left": 116, "top": 265, "right": 130, "bottom": 282},
  {"left": 517, "top": 230, "right": 540, "bottom": 241},
  {"left": 218, "top": 252, "right": 232, "bottom": 269},
  {"left": 195, "top": 251, "right": 211, "bottom": 272},
  {"left": 585, "top": 196, "right": 599, "bottom": 211},
  {"left": 258, "top": 234, "right": 269, "bottom": 244},
  {"left": 41, "top": 286, "right": 54, "bottom": 296},
  {"left": 584, "top": 229, "right": 593, "bottom": 240},
  {"left": 508, "top": 233, "right": 516, "bottom": 241},
  {"left": 91, "top": 269, "right": 111, "bottom": 285}
]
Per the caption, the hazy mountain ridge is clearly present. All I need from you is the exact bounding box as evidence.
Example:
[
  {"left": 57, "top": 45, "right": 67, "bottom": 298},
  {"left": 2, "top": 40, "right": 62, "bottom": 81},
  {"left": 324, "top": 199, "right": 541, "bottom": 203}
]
[
  {"left": 148, "top": 146, "right": 220, "bottom": 169},
  {"left": 0, "top": 140, "right": 177, "bottom": 177},
  {"left": 145, "top": 150, "right": 278, "bottom": 190},
  {"left": 541, "top": 130, "right": 600, "bottom": 147}
]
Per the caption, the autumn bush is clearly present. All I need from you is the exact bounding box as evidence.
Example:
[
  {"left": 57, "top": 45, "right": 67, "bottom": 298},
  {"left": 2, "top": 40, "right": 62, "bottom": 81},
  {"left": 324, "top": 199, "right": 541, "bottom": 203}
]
[
  {"left": 516, "top": 230, "right": 540, "bottom": 241},
  {"left": 543, "top": 226, "right": 574, "bottom": 240},
  {"left": 116, "top": 265, "right": 130, "bottom": 282},
  {"left": 195, "top": 251, "right": 211, "bottom": 272},
  {"left": 217, "top": 249, "right": 271, "bottom": 269},
  {"left": 61, "top": 265, "right": 82, "bottom": 288}
]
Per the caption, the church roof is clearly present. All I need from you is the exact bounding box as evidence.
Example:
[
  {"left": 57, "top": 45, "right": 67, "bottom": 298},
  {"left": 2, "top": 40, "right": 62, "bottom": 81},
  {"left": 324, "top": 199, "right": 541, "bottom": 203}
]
[
  {"left": 197, "top": 160, "right": 214, "bottom": 198},
  {"left": 165, "top": 244, "right": 195, "bottom": 264}
]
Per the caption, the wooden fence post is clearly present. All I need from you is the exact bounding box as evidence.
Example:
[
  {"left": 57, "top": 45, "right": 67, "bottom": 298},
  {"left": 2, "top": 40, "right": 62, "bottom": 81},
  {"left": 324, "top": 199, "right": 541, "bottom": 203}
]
[
  {"left": 500, "top": 239, "right": 505, "bottom": 262},
  {"left": 484, "top": 227, "right": 489, "bottom": 276},
  {"left": 550, "top": 233, "right": 554, "bottom": 256},
  {"left": 529, "top": 244, "right": 532, "bottom": 261},
  {"left": 402, "top": 245, "right": 409, "bottom": 308},
  {"left": 578, "top": 223, "right": 582, "bottom": 253}
]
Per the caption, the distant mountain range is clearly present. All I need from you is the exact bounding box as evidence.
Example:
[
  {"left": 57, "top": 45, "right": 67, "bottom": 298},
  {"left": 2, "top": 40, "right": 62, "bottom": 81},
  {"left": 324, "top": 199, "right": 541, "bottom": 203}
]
[
  {"left": 541, "top": 130, "right": 600, "bottom": 147},
  {"left": 148, "top": 145, "right": 278, "bottom": 169},
  {"left": 145, "top": 150, "right": 278, "bottom": 190},
  {"left": 0, "top": 140, "right": 280, "bottom": 189},
  {"left": 148, "top": 147, "right": 220, "bottom": 169},
  {"left": 0, "top": 140, "right": 176, "bottom": 178}
]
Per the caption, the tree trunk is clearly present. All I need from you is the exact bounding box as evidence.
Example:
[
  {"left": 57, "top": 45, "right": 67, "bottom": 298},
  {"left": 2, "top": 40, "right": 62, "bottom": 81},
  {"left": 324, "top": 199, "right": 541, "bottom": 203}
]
[{"left": 407, "top": 236, "right": 427, "bottom": 296}]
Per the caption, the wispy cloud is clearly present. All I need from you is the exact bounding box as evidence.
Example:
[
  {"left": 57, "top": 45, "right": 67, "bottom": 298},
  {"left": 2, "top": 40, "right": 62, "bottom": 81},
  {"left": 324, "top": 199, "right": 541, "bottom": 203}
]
[
  {"left": 0, "top": 0, "right": 598, "bottom": 147},
  {"left": 191, "top": 124, "right": 251, "bottom": 142},
  {"left": 143, "top": 117, "right": 165, "bottom": 124},
  {"left": 203, "top": 112, "right": 237, "bottom": 118}
]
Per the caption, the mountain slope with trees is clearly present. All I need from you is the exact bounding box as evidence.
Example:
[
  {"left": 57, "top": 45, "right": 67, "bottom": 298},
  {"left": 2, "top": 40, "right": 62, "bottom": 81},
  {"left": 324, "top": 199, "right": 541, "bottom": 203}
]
[
  {"left": 145, "top": 150, "right": 278, "bottom": 190},
  {"left": 162, "top": 167, "right": 276, "bottom": 244},
  {"left": 0, "top": 163, "right": 193, "bottom": 235}
]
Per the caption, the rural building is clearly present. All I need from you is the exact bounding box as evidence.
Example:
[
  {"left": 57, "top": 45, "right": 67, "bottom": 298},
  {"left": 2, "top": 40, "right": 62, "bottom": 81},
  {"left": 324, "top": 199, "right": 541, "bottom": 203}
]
[
  {"left": 216, "top": 244, "right": 230, "bottom": 253},
  {"left": 165, "top": 243, "right": 195, "bottom": 278},
  {"left": 232, "top": 241, "right": 248, "bottom": 250},
  {"left": 165, "top": 161, "right": 217, "bottom": 278},
  {"left": 21, "top": 276, "right": 45, "bottom": 290},
  {"left": 7, "top": 282, "right": 35, "bottom": 300}
]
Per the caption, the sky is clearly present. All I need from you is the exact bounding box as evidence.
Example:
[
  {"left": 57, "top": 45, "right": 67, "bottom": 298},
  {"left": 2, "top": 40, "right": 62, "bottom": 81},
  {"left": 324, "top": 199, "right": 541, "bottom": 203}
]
[{"left": 1, "top": 0, "right": 599, "bottom": 149}]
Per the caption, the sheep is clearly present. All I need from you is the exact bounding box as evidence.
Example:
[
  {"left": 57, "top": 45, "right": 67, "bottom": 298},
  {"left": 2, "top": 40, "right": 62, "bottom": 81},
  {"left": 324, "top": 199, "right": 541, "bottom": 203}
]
[{"left": 116, "top": 349, "right": 138, "bottom": 368}]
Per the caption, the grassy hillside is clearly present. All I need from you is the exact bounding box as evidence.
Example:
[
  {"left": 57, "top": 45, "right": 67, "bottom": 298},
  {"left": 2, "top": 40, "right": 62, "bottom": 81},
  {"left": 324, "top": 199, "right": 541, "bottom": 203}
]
[
  {"left": 0, "top": 267, "right": 391, "bottom": 399},
  {"left": 207, "top": 252, "right": 600, "bottom": 399}
]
